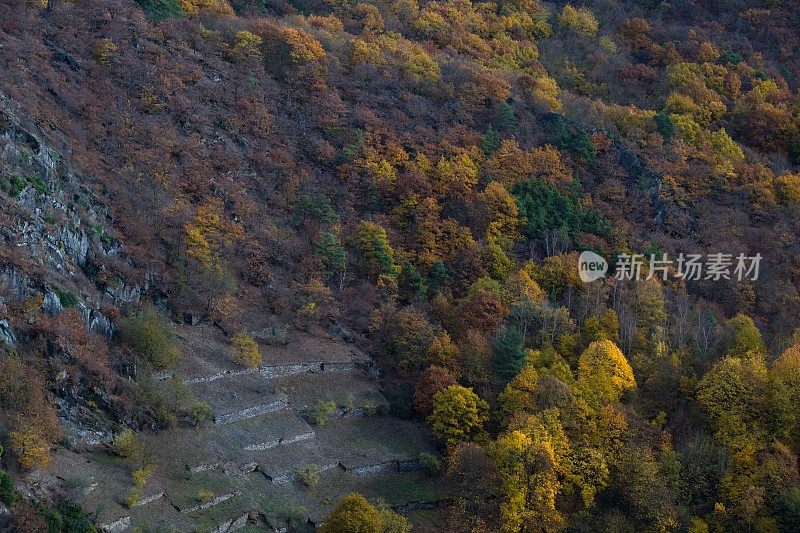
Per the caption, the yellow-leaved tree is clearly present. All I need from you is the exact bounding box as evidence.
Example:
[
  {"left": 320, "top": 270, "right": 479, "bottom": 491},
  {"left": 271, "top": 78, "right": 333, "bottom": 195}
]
[
  {"left": 0, "top": 357, "right": 62, "bottom": 470},
  {"left": 577, "top": 340, "right": 636, "bottom": 404},
  {"left": 178, "top": 0, "right": 234, "bottom": 15},
  {"left": 770, "top": 343, "right": 800, "bottom": 453},
  {"left": 726, "top": 314, "right": 768, "bottom": 362},
  {"left": 9, "top": 430, "right": 51, "bottom": 471},
  {"left": 497, "top": 363, "right": 539, "bottom": 419},
  {"left": 558, "top": 5, "right": 599, "bottom": 38},
  {"left": 230, "top": 331, "right": 262, "bottom": 368},
  {"left": 491, "top": 411, "right": 568, "bottom": 532},
  {"left": 351, "top": 220, "right": 398, "bottom": 279},
  {"left": 320, "top": 492, "right": 410, "bottom": 533},
  {"left": 428, "top": 385, "right": 489, "bottom": 449},
  {"left": 697, "top": 355, "right": 769, "bottom": 451}
]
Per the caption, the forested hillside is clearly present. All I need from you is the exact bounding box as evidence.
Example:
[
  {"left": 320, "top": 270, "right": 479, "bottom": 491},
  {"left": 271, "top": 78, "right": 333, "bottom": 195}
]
[{"left": 0, "top": 0, "right": 799, "bottom": 530}]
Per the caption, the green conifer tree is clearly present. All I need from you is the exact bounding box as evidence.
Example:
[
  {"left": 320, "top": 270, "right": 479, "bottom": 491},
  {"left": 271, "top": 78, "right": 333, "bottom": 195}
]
[
  {"left": 492, "top": 102, "right": 517, "bottom": 132},
  {"left": 493, "top": 327, "right": 527, "bottom": 379},
  {"left": 398, "top": 261, "right": 427, "bottom": 303},
  {"left": 481, "top": 126, "right": 501, "bottom": 155}
]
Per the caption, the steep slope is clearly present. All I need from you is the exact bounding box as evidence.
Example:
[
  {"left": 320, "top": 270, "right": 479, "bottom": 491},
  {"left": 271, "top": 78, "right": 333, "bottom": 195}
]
[
  {"left": 44, "top": 324, "right": 442, "bottom": 531},
  {"left": 1, "top": 0, "right": 800, "bottom": 531}
]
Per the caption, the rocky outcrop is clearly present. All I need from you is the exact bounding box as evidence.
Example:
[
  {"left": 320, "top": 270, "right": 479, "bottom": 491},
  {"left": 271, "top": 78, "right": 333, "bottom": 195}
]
[
  {"left": 0, "top": 503, "right": 11, "bottom": 530},
  {"left": 0, "top": 266, "right": 32, "bottom": 299},
  {"left": 77, "top": 301, "right": 115, "bottom": 338},
  {"left": 0, "top": 318, "right": 15, "bottom": 347},
  {"left": 0, "top": 91, "right": 140, "bottom": 329},
  {"left": 55, "top": 395, "right": 116, "bottom": 451},
  {"left": 100, "top": 515, "right": 131, "bottom": 533},
  {"left": 212, "top": 512, "right": 249, "bottom": 533},
  {"left": 0, "top": 92, "right": 150, "bottom": 447},
  {"left": 612, "top": 140, "right": 666, "bottom": 221}
]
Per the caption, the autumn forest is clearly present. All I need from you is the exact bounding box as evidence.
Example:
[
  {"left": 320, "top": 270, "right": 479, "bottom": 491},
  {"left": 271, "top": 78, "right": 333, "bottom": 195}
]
[{"left": 0, "top": 0, "right": 800, "bottom": 530}]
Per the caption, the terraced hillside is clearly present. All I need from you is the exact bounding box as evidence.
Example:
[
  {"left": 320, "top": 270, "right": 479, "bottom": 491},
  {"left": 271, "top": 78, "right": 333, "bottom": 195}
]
[
  {"left": 3, "top": 0, "right": 800, "bottom": 530},
  {"left": 44, "top": 325, "right": 446, "bottom": 531}
]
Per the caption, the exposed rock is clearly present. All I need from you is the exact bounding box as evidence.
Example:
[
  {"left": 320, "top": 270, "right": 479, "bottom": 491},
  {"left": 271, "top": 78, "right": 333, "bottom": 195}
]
[
  {"left": 188, "top": 461, "right": 220, "bottom": 474},
  {"left": 56, "top": 397, "right": 116, "bottom": 451},
  {"left": 103, "top": 282, "right": 140, "bottom": 304},
  {"left": 251, "top": 324, "right": 287, "bottom": 344},
  {"left": 0, "top": 93, "right": 136, "bottom": 336},
  {"left": 42, "top": 289, "right": 63, "bottom": 315},
  {"left": 47, "top": 42, "right": 83, "bottom": 71},
  {"left": 212, "top": 512, "right": 249, "bottom": 533},
  {"left": 328, "top": 322, "right": 356, "bottom": 343},
  {"left": 612, "top": 140, "right": 665, "bottom": 219},
  {"left": 259, "top": 362, "right": 323, "bottom": 378},
  {"left": 183, "top": 312, "right": 202, "bottom": 325},
  {"left": 321, "top": 361, "right": 355, "bottom": 372},
  {"left": 0, "top": 503, "right": 11, "bottom": 530},
  {"left": 0, "top": 319, "right": 15, "bottom": 346},
  {"left": 77, "top": 302, "right": 115, "bottom": 338},
  {"left": 60, "top": 226, "right": 89, "bottom": 266},
  {"left": 100, "top": 515, "right": 131, "bottom": 533},
  {"left": 0, "top": 267, "right": 32, "bottom": 299},
  {"left": 181, "top": 366, "right": 255, "bottom": 384},
  {"left": 243, "top": 430, "right": 315, "bottom": 452}
]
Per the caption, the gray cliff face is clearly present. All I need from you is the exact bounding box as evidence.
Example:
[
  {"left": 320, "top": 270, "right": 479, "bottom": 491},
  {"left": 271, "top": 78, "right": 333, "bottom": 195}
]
[
  {"left": 0, "top": 92, "right": 144, "bottom": 442},
  {"left": 1, "top": 92, "right": 142, "bottom": 311},
  {"left": 0, "top": 318, "right": 14, "bottom": 347}
]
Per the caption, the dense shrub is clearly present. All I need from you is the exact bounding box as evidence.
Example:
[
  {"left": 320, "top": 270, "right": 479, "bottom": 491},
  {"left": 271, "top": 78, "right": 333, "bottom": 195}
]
[
  {"left": 304, "top": 400, "right": 337, "bottom": 426},
  {"left": 120, "top": 306, "right": 181, "bottom": 370},
  {"left": 0, "top": 469, "right": 15, "bottom": 507},
  {"left": 229, "top": 331, "right": 262, "bottom": 368},
  {"left": 296, "top": 463, "right": 322, "bottom": 487}
]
